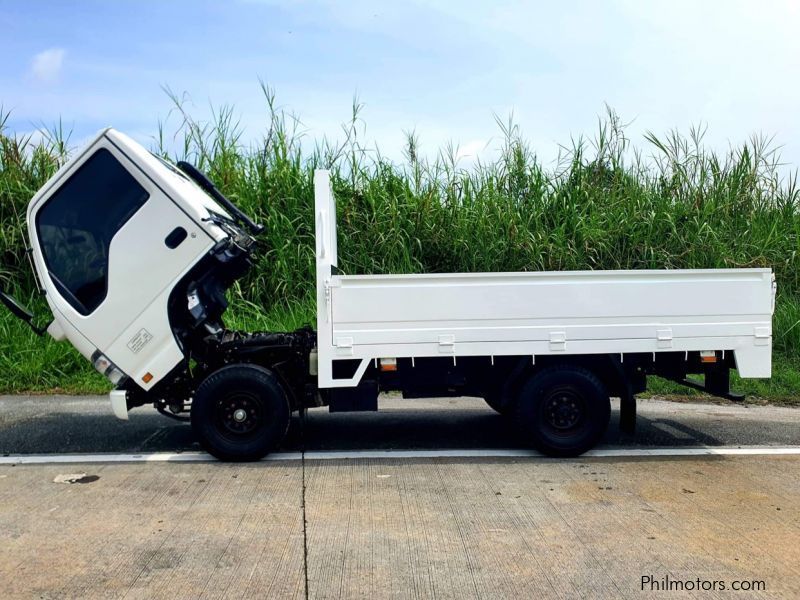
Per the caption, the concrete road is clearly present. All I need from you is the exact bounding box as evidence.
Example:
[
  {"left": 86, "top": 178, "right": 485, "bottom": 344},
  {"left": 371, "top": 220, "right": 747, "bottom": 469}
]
[
  {"left": 1, "top": 396, "right": 799, "bottom": 598},
  {"left": 1, "top": 395, "right": 799, "bottom": 455},
  {"left": 1, "top": 456, "right": 798, "bottom": 598}
]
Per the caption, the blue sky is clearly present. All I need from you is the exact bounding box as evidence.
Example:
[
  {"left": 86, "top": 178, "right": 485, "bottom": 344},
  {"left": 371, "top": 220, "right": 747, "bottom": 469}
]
[{"left": 2, "top": 0, "right": 800, "bottom": 170}]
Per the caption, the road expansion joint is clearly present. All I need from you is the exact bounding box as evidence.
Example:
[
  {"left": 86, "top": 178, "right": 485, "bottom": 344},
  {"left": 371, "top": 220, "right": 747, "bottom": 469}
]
[{"left": 300, "top": 409, "right": 310, "bottom": 600}]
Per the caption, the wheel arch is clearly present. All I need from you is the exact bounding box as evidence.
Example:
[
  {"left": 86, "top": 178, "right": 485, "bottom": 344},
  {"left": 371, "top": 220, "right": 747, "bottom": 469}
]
[{"left": 492, "top": 353, "right": 634, "bottom": 411}]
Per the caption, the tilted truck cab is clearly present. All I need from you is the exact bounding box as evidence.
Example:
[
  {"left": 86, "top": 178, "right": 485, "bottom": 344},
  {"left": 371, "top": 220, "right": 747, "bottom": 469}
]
[
  {"left": 1, "top": 128, "right": 776, "bottom": 461},
  {"left": 28, "top": 130, "right": 230, "bottom": 389}
]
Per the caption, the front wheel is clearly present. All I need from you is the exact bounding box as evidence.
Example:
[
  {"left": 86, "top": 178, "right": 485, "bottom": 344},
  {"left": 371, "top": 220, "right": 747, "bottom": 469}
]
[
  {"left": 191, "top": 364, "right": 291, "bottom": 461},
  {"left": 514, "top": 365, "right": 610, "bottom": 457}
]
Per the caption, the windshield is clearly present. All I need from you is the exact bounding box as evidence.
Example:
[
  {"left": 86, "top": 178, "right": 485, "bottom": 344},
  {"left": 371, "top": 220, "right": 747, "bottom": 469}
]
[{"left": 37, "top": 149, "right": 149, "bottom": 315}]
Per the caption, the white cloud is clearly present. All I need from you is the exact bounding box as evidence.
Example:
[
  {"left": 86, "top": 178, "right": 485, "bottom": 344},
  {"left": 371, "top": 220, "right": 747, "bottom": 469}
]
[
  {"left": 455, "top": 139, "right": 488, "bottom": 163},
  {"left": 30, "top": 48, "right": 66, "bottom": 83},
  {"left": 4, "top": 2, "right": 800, "bottom": 170}
]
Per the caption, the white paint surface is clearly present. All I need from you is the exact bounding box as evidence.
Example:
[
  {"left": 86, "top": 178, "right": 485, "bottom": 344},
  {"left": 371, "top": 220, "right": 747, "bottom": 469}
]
[{"left": 1, "top": 446, "right": 799, "bottom": 465}]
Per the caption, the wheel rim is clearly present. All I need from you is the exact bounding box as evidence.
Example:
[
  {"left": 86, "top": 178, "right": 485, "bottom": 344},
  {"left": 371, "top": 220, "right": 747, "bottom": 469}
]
[
  {"left": 541, "top": 386, "right": 586, "bottom": 435},
  {"left": 214, "top": 391, "right": 264, "bottom": 440}
]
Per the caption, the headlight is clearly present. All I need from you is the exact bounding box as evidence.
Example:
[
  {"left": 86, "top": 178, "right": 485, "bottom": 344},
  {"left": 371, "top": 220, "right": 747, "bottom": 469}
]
[{"left": 91, "top": 351, "right": 127, "bottom": 385}]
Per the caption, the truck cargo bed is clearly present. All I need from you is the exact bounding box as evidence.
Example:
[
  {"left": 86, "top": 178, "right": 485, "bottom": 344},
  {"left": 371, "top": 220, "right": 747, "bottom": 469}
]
[{"left": 313, "top": 171, "right": 774, "bottom": 387}]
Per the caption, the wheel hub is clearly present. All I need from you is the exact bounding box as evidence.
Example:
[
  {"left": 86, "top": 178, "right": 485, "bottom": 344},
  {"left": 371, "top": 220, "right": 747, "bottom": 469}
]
[
  {"left": 217, "top": 393, "right": 263, "bottom": 437},
  {"left": 544, "top": 392, "right": 583, "bottom": 430}
]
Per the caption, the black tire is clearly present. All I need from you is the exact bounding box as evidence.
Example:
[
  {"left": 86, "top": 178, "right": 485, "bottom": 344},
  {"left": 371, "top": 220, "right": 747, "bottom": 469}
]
[
  {"left": 191, "top": 364, "right": 291, "bottom": 461},
  {"left": 514, "top": 365, "right": 610, "bottom": 457}
]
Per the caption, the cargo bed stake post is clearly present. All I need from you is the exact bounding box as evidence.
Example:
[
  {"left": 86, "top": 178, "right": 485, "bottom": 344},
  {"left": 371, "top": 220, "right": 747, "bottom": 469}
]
[{"left": 314, "top": 170, "right": 339, "bottom": 389}]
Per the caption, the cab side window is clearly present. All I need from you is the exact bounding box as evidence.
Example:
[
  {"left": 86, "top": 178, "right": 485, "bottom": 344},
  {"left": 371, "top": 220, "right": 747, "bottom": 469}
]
[{"left": 37, "top": 148, "right": 149, "bottom": 315}]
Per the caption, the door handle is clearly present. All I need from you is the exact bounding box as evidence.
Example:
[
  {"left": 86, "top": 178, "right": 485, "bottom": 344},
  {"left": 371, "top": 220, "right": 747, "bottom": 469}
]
[{"left": 164, "top": 227, "right": 188, "bottom": 249}]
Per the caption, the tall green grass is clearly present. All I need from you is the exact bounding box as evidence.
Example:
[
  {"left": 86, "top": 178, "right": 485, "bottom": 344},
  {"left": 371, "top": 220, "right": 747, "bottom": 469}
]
[{"left": 1, "top": 89, "right": 799, "bottom": 398}]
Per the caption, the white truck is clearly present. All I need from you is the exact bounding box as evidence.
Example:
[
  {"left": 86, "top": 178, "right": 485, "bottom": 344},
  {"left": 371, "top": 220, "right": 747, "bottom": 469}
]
[{"left": 0, "top": 128, "right": 776, "bottom": 460}]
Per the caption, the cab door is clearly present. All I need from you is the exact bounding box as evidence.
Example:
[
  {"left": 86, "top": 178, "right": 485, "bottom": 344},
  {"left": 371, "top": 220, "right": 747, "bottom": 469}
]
[{"left": 31, "top": 138, "right": 215, "bottom": 388}]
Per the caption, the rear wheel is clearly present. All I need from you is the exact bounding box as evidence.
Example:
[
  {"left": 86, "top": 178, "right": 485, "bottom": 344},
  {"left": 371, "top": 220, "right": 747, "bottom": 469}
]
[
  {"left": 514, "top": 365, "right": 610, "bottom": 457},
  {"left": 191, "top": 364, "right": 290, "bottom": 461}
]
